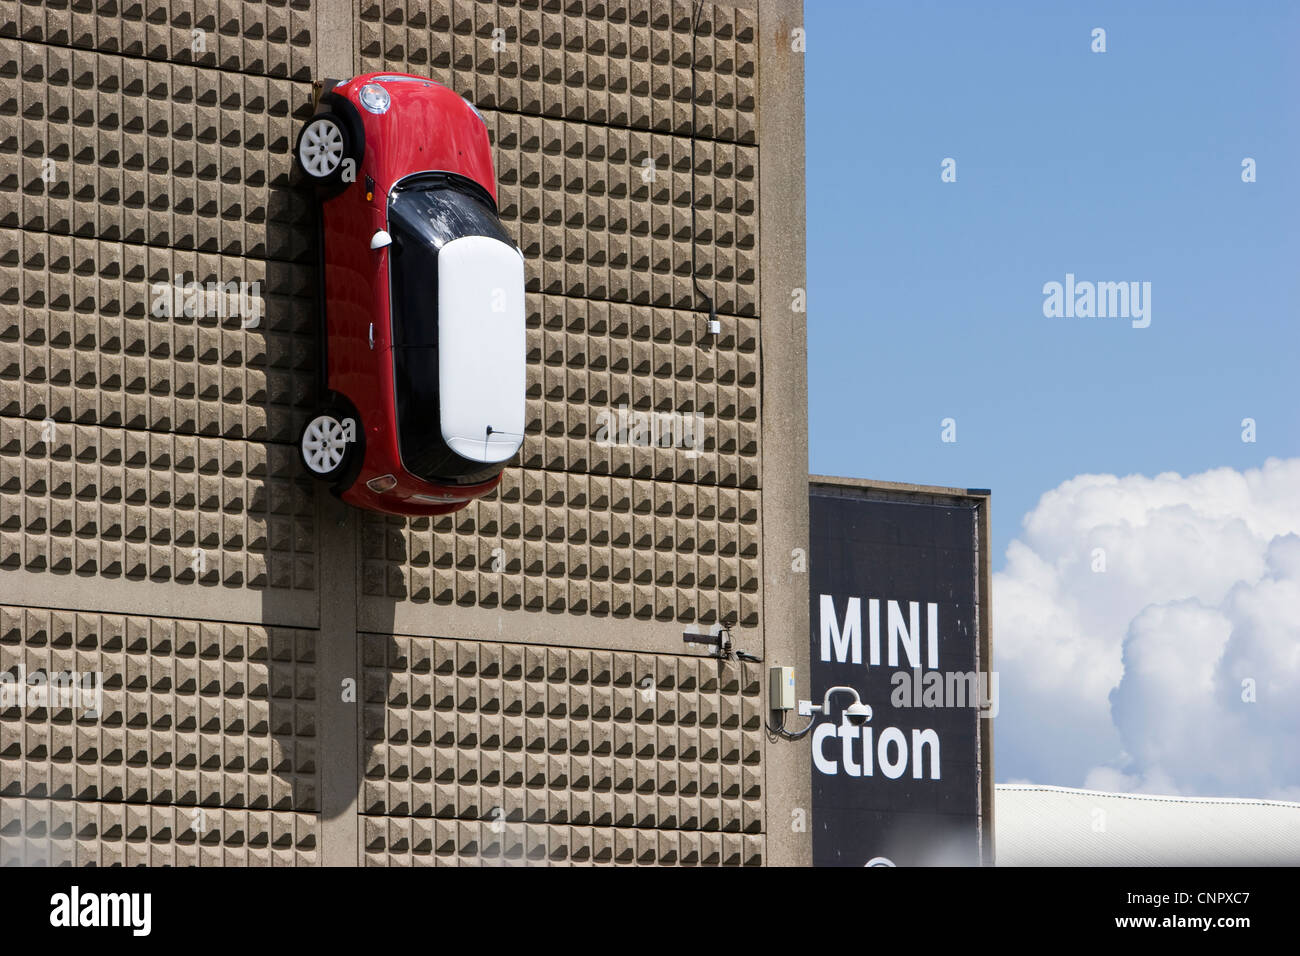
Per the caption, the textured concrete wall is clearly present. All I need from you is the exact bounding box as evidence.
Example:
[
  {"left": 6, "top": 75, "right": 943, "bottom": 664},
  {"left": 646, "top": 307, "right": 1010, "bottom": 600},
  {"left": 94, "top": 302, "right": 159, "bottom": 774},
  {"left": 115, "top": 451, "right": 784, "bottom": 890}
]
[{"left": 0, "top": 0, "right": 807, "bottom": 866}]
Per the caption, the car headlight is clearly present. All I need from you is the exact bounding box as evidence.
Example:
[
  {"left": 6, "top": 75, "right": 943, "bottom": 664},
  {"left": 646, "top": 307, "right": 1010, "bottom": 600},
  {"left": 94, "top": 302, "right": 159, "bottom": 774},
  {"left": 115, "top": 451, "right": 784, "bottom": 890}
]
[{"left": 359, "top": 83, "right": 391, "bottom": 114}]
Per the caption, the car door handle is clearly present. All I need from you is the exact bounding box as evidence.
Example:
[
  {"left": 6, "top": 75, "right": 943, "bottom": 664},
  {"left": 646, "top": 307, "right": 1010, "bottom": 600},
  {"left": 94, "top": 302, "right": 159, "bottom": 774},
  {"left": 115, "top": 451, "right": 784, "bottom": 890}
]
[{"left": 369, "top": 322, "right": 374, "bottom": 350}]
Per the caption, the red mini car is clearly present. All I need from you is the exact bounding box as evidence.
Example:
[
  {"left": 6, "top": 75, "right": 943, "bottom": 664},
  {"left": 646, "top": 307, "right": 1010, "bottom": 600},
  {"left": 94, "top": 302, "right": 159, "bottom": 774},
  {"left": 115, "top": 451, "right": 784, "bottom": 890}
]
[{"left": 294, "top": 73, "right": 525, "bottom": 516}]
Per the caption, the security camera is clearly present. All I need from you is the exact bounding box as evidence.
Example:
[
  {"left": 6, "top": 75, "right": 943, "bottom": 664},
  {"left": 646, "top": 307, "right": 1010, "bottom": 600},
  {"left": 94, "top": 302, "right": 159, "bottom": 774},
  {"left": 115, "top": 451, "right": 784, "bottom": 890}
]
[
  {"left": 800, "top": 685, "right": 872, "bottom": 724},
  {"left": 843, "top": 701, "right": 873, "bottom": 727},
  {"left": 682, "top": 616, "right": 741, "bottom": 659}
]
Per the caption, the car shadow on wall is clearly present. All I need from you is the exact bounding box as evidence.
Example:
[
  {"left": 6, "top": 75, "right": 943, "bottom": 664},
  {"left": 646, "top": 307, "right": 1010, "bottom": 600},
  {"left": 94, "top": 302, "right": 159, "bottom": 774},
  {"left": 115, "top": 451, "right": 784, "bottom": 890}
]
[
  {"left": 247, "top": 93, "right": 362, "bottom": 864},
  {"left": 259, "top": 103, "right": 422, "bottom": 863}
]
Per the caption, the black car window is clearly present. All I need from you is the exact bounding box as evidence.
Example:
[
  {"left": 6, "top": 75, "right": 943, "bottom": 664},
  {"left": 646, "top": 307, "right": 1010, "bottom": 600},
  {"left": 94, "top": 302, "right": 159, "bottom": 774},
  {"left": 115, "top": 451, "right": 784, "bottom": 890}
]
[{"left": 388, "top": 175, "right": 512, "bottom": 349}]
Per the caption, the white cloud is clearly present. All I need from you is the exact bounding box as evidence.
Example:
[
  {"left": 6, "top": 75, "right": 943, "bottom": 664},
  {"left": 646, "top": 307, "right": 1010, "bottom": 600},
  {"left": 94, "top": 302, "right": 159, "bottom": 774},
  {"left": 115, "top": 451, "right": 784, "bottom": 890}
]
[{"left": 993, "top": 457, "right": 1300, "bottom": 799}]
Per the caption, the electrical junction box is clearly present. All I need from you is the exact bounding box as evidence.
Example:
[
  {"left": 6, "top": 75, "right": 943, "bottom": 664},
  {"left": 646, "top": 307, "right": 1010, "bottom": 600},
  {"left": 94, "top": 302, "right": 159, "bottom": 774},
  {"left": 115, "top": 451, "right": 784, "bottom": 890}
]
[{"left": 769, "top": 666, "right": 796, "bottom": 711}]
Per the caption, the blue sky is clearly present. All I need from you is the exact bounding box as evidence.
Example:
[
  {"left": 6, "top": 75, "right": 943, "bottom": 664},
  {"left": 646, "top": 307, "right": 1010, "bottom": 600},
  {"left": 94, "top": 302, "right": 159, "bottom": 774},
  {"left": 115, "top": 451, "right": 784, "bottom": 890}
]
[{"left": 805, "top": 0, "right": 1300, "bottom": 568}]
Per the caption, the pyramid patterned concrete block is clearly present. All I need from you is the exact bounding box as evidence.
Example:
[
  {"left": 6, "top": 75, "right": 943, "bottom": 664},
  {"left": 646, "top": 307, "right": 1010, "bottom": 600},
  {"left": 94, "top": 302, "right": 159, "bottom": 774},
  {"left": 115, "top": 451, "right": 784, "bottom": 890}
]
[
  {"left": 0, "top": 419, "right": 316, "bottom": 589},
  {"left": 357, "top": 632, "right": 763, "bottom": 864},
  {"left": 0, "top": 796, "right": 318, "bottom": 866},
  {"left": 358, "top": 0, "right": 756, "bottom": 145},
  {"left": 490, "top": 112, "right": 759, "bottom": 314},
  {"left": 0, "top": 605, "right": 320, "bottom": 813},
  {"left": 0, "top": 230, "right": 317, "bottom": 444},
  {"left": 0, "top": 37, "right": 314, "bottom": 258},
  {"left": 359, "top": 472, "right": 761, "bottom": 625},
  {"left": 3, "top": 0, "right": 314, "bottom": 82},
  {"left": 362, "top": 817, "right": 761, "bottom": 866}
]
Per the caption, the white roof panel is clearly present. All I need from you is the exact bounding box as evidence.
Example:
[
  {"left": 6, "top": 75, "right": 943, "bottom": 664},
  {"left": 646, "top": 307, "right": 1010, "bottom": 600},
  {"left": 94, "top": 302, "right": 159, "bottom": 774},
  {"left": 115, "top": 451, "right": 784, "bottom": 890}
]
[{"left": 995, "top": 784, "right": 1300, "bottom": 866}]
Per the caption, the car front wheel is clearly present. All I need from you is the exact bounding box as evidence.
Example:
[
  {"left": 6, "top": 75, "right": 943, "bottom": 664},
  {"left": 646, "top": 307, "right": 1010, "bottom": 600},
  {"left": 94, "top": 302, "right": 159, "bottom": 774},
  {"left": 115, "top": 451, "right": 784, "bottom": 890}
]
[
  {"left": 296, "top": 114, "right": 351, "bottom": 183},
  {"left": 299, "top": 411, "right": 357, "bottom": 481}
]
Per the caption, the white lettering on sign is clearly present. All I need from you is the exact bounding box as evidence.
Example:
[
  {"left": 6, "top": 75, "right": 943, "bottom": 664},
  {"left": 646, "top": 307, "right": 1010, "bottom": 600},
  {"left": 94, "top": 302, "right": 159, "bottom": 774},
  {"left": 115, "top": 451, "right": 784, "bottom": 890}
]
[
  {"left": 820, "top": 594, "right": 940, "bottom": 669},
  {"left": 813, "top": 721, "right": 941, "bottom": 780},
  {"left": 814, "top": 594, "right": 979, "bottom": 781}
]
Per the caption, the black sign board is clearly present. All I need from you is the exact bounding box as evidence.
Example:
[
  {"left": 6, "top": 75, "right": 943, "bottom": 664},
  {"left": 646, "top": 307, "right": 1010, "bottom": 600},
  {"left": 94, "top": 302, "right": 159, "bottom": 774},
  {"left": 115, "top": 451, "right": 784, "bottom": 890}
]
[{"left": 809, "top": 481, "right": 991, "bottom": 866}]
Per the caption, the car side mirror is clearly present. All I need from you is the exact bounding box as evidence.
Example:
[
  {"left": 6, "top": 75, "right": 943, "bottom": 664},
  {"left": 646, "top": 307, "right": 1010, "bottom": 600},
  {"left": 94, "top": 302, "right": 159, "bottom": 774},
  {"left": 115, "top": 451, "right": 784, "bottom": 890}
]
[{"left": 370, "top": 230, "right": 392, "bottom": 249}]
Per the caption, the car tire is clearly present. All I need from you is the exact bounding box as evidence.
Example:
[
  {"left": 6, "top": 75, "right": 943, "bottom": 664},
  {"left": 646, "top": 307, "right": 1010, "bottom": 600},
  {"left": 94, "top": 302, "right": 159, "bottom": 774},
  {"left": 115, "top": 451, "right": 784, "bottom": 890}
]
[
  {"left": 296, "top": 113, "right": 354, "bottom": 186},
  {"left": 298, "top": 410, "right": 358, "bottom": 483}
]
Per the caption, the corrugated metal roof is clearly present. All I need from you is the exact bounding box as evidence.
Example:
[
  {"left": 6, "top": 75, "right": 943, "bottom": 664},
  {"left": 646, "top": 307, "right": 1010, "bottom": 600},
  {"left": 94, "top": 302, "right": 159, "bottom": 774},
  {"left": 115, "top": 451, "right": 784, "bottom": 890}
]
[{"left": 995, "top": 784, "right": 1300, "bottom": 866}]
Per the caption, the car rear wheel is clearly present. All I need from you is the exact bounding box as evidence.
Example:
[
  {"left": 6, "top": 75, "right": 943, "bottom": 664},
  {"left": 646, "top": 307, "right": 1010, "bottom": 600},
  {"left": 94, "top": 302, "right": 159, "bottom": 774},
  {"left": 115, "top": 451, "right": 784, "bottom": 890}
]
[
  {"left": 299, "top": 411, "right": 357, "bottom": 481},
  {"left": 296, "top": 114, "right": 351, "bottom": 183}
]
